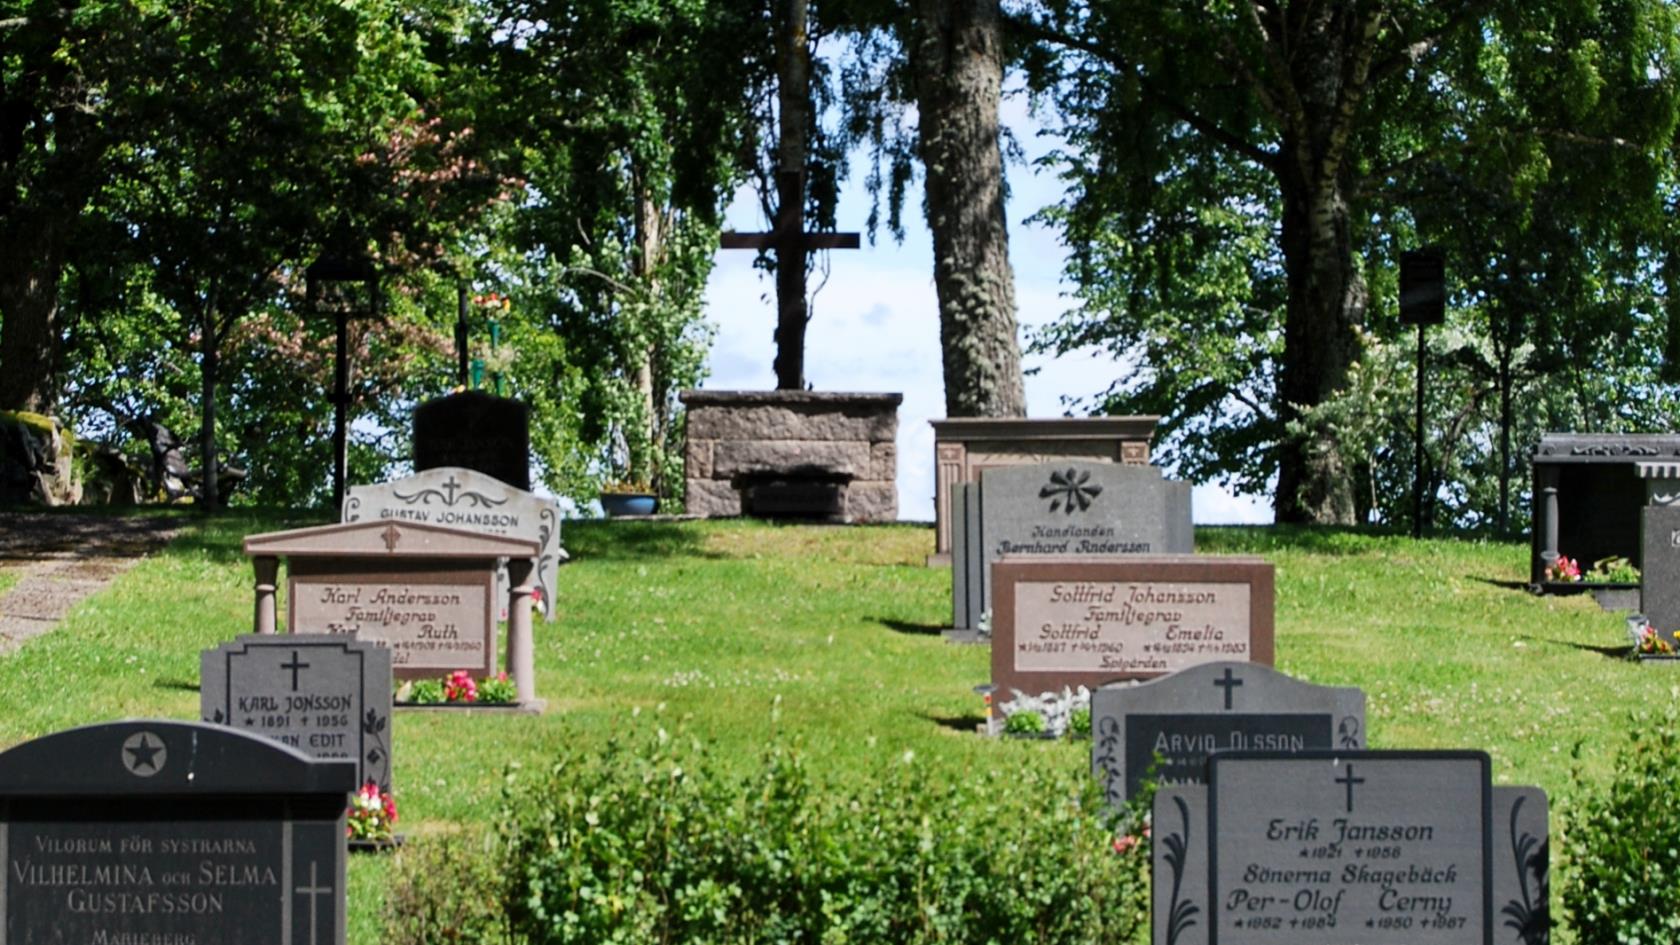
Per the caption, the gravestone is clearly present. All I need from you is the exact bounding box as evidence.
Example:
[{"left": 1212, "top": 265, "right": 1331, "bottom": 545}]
[
  {"left": 929, "top": 415, "right": 1160, "bottom": 561},
  {"left": 0, "top": 719, "right": 355, "bottom": 945},
  {"left": 201, "top": 634, "right": 393, "bottom": 792},
  {"left": 413, "top": 390, "right": 531, "bottom": 491},
  {"left": 991, "top": 555, "right": 1273, "bottom": 716},
  {"left": 1642, "top": 503, "right": 1680, "bottom": 640},
  {"left": 952, "top": 461, "right": 1192, "bottom": 632},
  {"left": 243, "top": 519, "right": 542, "bottom": 708},
  {"left": 1092, "top": 660, "right": 1364, "bottom": 806},
  {"left": 1530, "top": 433, "right": 1680, "bottom": 585},
  {"left": 344, "top": 466, "right": 564, "bottom": 622},
  {"left": 1153, "top": 750, "right": 1548, "bottom": 945}
]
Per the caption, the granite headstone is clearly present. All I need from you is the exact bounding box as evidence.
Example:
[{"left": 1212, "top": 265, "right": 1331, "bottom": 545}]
[
  {"left": 412, "top": 390, "right": 531, "bottom": 491},
  {"left": 952, "top": 461, "right": 1192, "bottom": 632},
  {"left": 991, "top": 555, "right": 1275, "bottom": 715},
  {"left": 201, "top": 634, "right": 393, "bottom": 792},
  {"left": 344, "top": 466, "right": 564, "bottom": 622},
  {"left": 1092, "top": 661, "right": 1364, "bottom": 806},
  {"left": 1153, "top": 750, "right": 1548, "bottom": 945},
  {"left": 1641, "top": 502, "right": 1680, "bottom": 641},
  {"left": 0, "top": 719, "right": 355, "bottom": 945}
]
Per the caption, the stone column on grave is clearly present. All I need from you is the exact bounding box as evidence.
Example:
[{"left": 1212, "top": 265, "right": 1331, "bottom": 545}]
[
  {"left": 253, "top": 556, "right": 280, "bottom": 634},
  {"left": 1538, "top": 466, "right": 1560, "bottom": 573},
  {"left": 506, "top": 557, "right": 537, "bottom": 705}
]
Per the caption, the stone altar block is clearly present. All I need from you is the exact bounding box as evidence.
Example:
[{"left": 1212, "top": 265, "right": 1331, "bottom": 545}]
[{"left": 680, "top": 390, "right": 901, "bottom": 523}]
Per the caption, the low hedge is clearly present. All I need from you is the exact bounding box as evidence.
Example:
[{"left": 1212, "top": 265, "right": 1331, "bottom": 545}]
[{"left": 386, "top": 711, "right": 1149, "bottom": 944}]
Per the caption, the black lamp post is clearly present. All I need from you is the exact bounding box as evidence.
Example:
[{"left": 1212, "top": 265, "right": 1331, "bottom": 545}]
[{"left": 305, "top": 254, "right": 381, "bottom": 510}]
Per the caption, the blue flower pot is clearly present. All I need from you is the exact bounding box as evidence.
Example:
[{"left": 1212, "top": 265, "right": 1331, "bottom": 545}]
[{"left": 602, "top": 493, "right": 658, "bottom": 517}]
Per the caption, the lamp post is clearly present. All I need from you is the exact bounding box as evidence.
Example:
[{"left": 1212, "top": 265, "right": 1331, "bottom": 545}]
[{"left": 305, "top": 254, "right": 381, "bottom": 511}]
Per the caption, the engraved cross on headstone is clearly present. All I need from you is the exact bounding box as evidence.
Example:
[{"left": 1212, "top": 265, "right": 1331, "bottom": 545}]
[
  {"left": 381, "top": 524, "right": 402, "bottom": 552},
  {"left": 1213, "top": 667, "right": 1244, "bottom": 710},
  {"left": 295, "top": 860, "right": 333, "bottom": 945},
  {"left": 282, "top": 650, "right": 310, "bottom": 691},
  {"left": 1336, "top": 764, "right": 1365, "bottom": 813},
  {"left": 441, "top": 475, "right": 462, "bottom": 505}
]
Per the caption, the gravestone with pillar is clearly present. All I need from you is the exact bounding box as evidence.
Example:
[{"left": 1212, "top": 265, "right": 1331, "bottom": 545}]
[
  {"left": 243, "top": 519, "right": 544, "bottom": 711},
  {"left": 1530, "top": 433, "right": 1680, "bottom": 589}
]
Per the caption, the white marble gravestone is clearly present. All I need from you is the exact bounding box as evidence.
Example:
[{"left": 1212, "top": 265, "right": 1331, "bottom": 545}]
[{"left": 344, "top": 466, "right": 563, "bottom": 621}]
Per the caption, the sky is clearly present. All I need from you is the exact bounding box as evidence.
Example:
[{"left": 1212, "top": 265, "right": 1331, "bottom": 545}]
[{"left": 698, "top": 98, "right": 1273, "bottom": 526}]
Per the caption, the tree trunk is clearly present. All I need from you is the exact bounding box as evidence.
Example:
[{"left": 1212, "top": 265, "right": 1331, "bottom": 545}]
[
  {"left": 632, "top": 188, "right": 663, "bottom": 487},
  {"left": 0, "top": 217, "right": 68, "bottom": 413},
  {"left": 913, "top": 0, "right": 1026, "bottom": 418},
  {"left": 199, "top": 304, "right": 220, "bottom": 511},
  {"left": 1273, "top": 165, "right": 1363, "bottom": 525}
]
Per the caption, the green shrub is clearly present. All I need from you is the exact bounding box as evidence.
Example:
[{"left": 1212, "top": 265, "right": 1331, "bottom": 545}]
[
  {"left": 478, "top": 673, "right": 517, "bottom": 703},
  {"left": 1068, "top": 706, "right": 1092, "bottom": 739},
  {"left": 1003, "top": 708, "right": 1046, "bottom": 736},
  {"left": 1563, "top": 715, "right": 1680, "bottom": 944},
  {"left": 385, "top": 712, "right": 1150, "bottom": 944},
  {"left": 384, "top": 832, "right": 514, "bottom": 945},
  {"left": 402, "top": 679, "right": 446, "bottom": 704}
]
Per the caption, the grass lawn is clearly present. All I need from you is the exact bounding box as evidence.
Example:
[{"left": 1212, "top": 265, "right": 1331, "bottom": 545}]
[{"left": 0, "top": 513, "right": 1648, "bottom": 943}]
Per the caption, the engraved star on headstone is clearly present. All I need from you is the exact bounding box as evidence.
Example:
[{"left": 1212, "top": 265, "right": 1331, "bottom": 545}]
[{"left": 121, "top": 732, "right": 167, "bottom": 777}]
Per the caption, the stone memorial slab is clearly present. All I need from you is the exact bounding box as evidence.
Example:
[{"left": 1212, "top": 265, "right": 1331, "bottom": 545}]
[
  {"left": 1092, "top": 661, "right": 1364, "bottom": 806},
  {"left": 952, "top": 461, "right": 1192, "bottom": 631},
  {"left": 413, "top": 390, "right": 531, "bottom": 491},
  {"left": 0, "top": 719, "right": 355, "bottom": 945},
  {"left": 1152, "top": 751, "right": 1549, "bottom": 945},
  {"left": 202, "top": 634, "right": 393, "bottom": 792},
  {"left": 1642, "top": 503, "right": 1680, "bottom": 640},
  {"left": 244, "top": 520, "right": 542, "bottom": 701},
  {"left": 344, "top": 466, "right": 564, "bottom": 622},
  {"left": 991, "top": 555, "right": 1273, "bottom": 715},
  {"left": 928, "top": 415, "right": 1160, "bottom": 560}
]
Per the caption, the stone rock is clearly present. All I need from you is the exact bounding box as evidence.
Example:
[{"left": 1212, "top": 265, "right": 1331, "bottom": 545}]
[{"left": 0, "top": 412, "right": 80, "bottom": 506}]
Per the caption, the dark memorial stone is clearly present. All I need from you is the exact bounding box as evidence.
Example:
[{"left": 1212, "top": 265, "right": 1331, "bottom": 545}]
[
  {"left": 951, "top": 461, "right": 1193, "bottom": 631},
  {"left": 1641, "top": 503, "right": 1680, "bottom": 640},
  {"left": 1092, "top": 661, "right": 1364, "bottom": 806},
  {"left": 201, "top": 634, "right": 393, "bottom": 792},
  {"left": 413, "top": 391, "right": 530, "bottom": 491},
  {"left": 1153, "top": 750, "right": 1549, "bottom": 945},
  {"left": 0, "top": 719, "right": 355, "bottom": 945}
]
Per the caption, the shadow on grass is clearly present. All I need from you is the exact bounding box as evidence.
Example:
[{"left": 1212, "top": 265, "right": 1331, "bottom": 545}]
[
  {"left": 153, "top": 678, "right": 200, "bottom": 692},
  {"left": 1468, "top": 575, "right": 1537, "bottom": 593},
  {"left": 1517, "top": 634, "right": 1633, "bottom": 660},
  {"left": 562, "top": 520, "right": 725, "bottom": 561},
  {"left": 872, "top": 616, "right": 945, "bottom": 636},
  {"left": 921, "top": 712, "right": 985, "bottom": 735}
]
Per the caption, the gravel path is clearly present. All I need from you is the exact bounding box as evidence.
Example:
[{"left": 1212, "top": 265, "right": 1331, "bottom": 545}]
[{"left": 0, "top": 513, "right": 186, "bottom": 655}]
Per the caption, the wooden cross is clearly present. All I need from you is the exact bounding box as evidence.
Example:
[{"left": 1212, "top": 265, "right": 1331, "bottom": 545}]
[
  {"left": 720, "top": 0, "right": 859, "bottom": 391},
  {"left": 721, "top": 178, "right": 860, "bottom": 391}
]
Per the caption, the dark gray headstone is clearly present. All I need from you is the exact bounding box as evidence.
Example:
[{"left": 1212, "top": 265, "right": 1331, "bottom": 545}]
[
  {"left": 1152, "top": 751, "right": 1548, "bottom": 945},
  {"left": 952, "top": 483, "right": 980, "bottom": 631},
  {"left": 954, "top": 462, "right": 1192, "bottom": 631},
  {"left": 413, "top": 391, "right": 530, "bottom": 491},
  {"left": 345, "top": 466, "right": 564, "bottom": 622},
  {"left": 201, "top": 634, "right": 393, "bottom": 792},
  {"left": 1092, "top": 661, "right": 1364, "bottom": 806},
  {"left": 0, "top": 720, "right": 354, "bottom": 945},
  {"left": 1642, "top": 503, "right": 1680, "bottom": 641}
]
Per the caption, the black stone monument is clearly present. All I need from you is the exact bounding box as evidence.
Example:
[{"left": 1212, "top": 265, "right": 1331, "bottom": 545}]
[
  {"left": 0, "top": 719, "right": 355, "bottom": 945},
  {"left": 412, "top": 390, "right": 531, "bottom": 491},
  {"left": 1530, "top": 433, "right": 1680, "bottom": 586}
]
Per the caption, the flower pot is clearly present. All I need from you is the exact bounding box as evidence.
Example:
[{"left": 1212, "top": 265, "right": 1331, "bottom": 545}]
[{"left": 602, "top": 493, "right": 657, "bottom": 517}]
